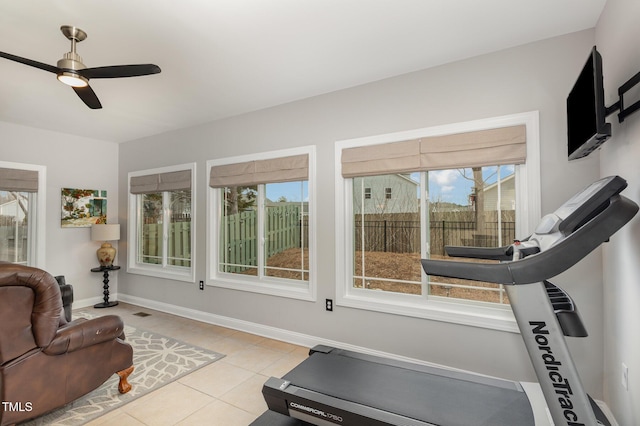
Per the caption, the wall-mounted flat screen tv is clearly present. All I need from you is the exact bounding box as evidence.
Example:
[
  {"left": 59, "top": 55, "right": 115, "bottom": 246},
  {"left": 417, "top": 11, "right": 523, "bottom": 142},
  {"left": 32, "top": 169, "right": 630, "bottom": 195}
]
[{"left": 567, "top": 46, "right": 611, "bottom": 160}]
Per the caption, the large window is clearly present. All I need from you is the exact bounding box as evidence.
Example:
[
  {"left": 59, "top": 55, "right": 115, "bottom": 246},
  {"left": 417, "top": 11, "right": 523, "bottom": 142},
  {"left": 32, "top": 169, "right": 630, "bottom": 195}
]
[
  {"left": 336, "top": 113, "right": 540, "bottom": 331},
  {"left": 128, "top": 164, "right": 195, "bottom": 282},
  {"left": 0, "top": 163, "right": 45, "bottom": 267},
  {"left": 353, "top": 167, "right": 515, "bottom": 303},
  {"left": 208, "top": 147, "right": 316, "bottom": 301}
]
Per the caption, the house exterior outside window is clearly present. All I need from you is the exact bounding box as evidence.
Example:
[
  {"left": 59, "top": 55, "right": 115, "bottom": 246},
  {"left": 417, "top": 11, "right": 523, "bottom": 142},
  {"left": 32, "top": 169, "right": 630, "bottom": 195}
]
[
  {"left": 352, "top": 166, "right": 516, "bottom": 302},
  {"left": 0, "top": 162, "right": 46, "bottom": 268}
]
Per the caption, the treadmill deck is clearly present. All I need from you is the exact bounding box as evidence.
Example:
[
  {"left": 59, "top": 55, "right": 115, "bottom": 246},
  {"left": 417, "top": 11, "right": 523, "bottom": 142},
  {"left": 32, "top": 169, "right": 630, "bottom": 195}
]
[{"left": 264, "top": 347, "right": 535, "bottom": 426}]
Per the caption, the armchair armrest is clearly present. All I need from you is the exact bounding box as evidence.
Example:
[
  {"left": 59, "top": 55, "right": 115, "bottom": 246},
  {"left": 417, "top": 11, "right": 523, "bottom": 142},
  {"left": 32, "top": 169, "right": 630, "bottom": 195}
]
[{"left": 44, "top": 315, "right": 126, "bottom": 355}]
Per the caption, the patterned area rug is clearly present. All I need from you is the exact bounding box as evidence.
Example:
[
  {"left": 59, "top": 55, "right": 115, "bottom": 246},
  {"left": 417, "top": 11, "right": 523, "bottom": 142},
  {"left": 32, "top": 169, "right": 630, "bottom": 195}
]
[{"left": 22, "top": 316, "right": 225, "bottom": 426}]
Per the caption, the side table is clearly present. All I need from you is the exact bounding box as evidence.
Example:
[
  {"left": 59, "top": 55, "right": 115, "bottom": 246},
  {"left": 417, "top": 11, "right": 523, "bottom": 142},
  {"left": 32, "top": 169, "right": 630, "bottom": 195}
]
[{"left": 91, "top": 265, "right": 121, "bottom": 308}]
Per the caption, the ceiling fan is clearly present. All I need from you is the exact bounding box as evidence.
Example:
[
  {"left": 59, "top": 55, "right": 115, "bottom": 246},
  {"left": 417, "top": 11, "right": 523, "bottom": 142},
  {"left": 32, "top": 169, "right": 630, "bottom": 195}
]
[{"left": 0, "top": 25, "right": 161, "bottom": 109}]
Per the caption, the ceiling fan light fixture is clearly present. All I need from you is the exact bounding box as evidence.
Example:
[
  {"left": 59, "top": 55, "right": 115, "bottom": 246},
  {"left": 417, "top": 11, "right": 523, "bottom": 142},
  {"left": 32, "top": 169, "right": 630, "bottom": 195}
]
[
  {"left": 57, "top": 72, "right": 88, "bottom": 88},
  {"left": 0, "top": 25, "right": 161, "bottom": 109}
]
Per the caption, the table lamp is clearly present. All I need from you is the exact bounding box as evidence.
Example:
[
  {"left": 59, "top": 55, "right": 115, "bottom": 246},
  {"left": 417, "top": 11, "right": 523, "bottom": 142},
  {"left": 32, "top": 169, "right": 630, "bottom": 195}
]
[{"left": 91, "top": 224, "right": 120, "bottom": 267}]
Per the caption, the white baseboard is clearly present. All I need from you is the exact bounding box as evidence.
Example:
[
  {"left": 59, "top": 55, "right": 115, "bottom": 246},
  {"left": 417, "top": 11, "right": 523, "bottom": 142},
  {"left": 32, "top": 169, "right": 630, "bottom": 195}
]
[
  {"left": 115, "top": 294, "right": 461, "bottom": 371},
  {"left": 73, "top": 295, "right": 114, "bottom": 309}
]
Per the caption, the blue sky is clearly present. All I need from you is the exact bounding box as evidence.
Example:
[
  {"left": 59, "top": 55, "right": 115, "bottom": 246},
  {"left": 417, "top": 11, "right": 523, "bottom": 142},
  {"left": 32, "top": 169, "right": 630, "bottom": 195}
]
[
  {"left": 264, "top": 166, "right": 515, "bottom": 206},
  {"left": 427, "top": 166, "right": 515, "bottom": 205},
  {"left": 266, "top": 181, "right": 308, "bottom": 202}
]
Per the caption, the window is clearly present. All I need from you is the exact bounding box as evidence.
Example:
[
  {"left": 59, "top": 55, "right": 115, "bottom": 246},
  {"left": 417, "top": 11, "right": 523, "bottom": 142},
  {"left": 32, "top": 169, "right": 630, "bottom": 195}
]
[
  {"left": 208, "top": 146, "right": 316, "bottom": 301},
  {"left": 0, "top": 163, "right": 46, "bottom": 268},
  {"left": 364, "top": 187, "right": 372, "bottom": 199},
  {"left": 336, "top": 112, "right": 540, "bottom": 331},
  {"left": 127, "top": 164, "right": 195, "bottom": 282},
  {"left": 353, "top": 167, "right": 515, "bottom": 301}
]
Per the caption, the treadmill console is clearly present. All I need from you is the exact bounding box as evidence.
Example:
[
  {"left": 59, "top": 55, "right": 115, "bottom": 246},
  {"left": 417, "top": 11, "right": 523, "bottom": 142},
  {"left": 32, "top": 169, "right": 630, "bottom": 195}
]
[
  {"left": 422, "top": 175, "right": 638, "bottom": 285},
  {"left": 553, "top": 175, "right": 627, "bottom": 235}
]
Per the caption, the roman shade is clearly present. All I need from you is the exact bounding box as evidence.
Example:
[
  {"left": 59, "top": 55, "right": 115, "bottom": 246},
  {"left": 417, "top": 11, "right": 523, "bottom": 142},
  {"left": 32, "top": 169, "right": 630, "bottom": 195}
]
[
  {"left": 0, "top": 167, "right": 39, "bottom": 192},
  {"left": 341, "top": 125, "right": 526, "bottom": 178},
  {"left": 209, "top": 154, "right": 309, "bottom": 188},
  {"left": 130, "top": 170, "right": 192, "bottom": 194}
]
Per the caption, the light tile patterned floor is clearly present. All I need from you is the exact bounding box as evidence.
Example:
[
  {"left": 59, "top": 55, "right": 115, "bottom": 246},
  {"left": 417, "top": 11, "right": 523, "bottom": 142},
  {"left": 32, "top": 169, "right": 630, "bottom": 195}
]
[{"left": 79, "top": 303, "right": 308, "bottom": 426}]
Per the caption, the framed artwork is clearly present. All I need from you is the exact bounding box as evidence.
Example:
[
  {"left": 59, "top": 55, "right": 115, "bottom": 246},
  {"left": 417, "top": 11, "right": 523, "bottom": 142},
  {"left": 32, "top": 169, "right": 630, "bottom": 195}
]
[{"left": 61, "top": 188, "right": 107, "bottom": 228}]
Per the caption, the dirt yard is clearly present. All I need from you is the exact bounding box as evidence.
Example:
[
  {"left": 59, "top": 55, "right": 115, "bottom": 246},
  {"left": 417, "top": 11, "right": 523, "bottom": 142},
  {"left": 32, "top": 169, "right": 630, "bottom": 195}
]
[{"left": 263, "top": 248, "right": 509, "bottom": 304}]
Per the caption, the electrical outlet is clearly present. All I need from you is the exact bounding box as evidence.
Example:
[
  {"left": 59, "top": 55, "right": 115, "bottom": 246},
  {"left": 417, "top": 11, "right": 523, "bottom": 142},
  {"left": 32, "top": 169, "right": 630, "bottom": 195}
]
[
  {"left": 325, "top": 299, "right": 333, "bottom": 311},
  {"left": 199, "top": 281, "right": 204, "bottom": 291},
  {"left": 622, "top": 363, "right": 629, "bottom": 390}
]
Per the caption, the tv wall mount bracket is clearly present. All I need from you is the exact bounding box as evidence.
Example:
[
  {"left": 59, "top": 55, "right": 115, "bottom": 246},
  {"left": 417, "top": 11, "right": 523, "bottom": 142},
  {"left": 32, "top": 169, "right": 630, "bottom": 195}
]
[{"left": 606, "top": 69, "right": 640, "bottom": 123}]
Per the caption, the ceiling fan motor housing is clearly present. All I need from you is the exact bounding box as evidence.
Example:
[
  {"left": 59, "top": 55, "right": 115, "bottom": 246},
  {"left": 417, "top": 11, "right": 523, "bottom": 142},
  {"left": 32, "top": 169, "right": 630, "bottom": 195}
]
[
  {"left": 56, "top": 52, "right": 88, "bottom": 87},
  {"left": 57, "top": 51, "right": 86, "bottom": 72}
]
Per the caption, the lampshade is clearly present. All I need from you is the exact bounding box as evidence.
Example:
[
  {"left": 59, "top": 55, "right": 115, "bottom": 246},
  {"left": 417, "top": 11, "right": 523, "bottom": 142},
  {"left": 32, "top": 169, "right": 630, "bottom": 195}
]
[
  {"left": 91, "top": 224, "right": 120, "bottom": 267},
  {"left": 91, "top": 224, "right": 120, "bottom": 242}
]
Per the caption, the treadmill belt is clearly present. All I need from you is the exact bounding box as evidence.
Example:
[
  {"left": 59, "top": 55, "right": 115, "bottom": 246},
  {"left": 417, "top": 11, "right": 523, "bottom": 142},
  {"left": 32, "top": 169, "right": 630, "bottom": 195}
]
[{"left": 282, "top": 351, "right": 534, "bottom": 426}]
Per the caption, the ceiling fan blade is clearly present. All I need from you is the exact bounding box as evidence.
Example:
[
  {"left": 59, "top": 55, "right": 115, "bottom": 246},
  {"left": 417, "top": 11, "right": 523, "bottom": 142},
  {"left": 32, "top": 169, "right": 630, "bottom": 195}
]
[
  {"left": 0, "top": 51, "right": 59, "bottom": 74},
  {"left": 79, "top": 64, "right": 161, "bottom": 79},
  {"left": 73, "top": 85, "right": 102, "bottom": 109}
]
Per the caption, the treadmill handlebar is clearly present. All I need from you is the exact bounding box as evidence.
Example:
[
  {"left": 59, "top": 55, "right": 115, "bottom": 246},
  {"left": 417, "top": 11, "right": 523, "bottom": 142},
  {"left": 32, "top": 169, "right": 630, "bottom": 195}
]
[
  {"left": 444, "top": 245, "right": 514, "bottom": 261},
  {"left": 422, "top": 194, "right": 638, "bottom": 285}
]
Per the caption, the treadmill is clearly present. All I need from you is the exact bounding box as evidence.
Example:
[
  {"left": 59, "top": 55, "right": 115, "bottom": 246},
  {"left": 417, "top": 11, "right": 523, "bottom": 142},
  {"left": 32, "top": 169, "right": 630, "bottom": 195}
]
[{"left": 262, "top": 175, "right": 638, "bottom": 426}]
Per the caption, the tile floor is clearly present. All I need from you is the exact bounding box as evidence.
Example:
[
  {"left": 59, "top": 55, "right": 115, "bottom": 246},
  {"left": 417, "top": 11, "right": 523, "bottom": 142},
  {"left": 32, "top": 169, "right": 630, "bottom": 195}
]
[{"left": 78, "top": 302, "right": 309, "bottom": 426}]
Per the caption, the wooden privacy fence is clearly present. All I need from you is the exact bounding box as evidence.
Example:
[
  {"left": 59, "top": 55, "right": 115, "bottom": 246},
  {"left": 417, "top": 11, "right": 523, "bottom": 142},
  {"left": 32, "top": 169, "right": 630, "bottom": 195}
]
[
  {"left": 0, "top": 225, "right": 28, "bottom": 262},
  {"left": 221, "top": 210, "right": 257, "bottom": 273},
  {"left": 354, "top": 211, "right": 516, "bottom": 255},
  {"left": 142, "top": 221, "right": 191, "bottom": 267},
  {"left": 221, "top": 204, "right": 307, "bottom": 273},
  {"left": 220, "top": 208, "right": 514, "bottom": 273}
]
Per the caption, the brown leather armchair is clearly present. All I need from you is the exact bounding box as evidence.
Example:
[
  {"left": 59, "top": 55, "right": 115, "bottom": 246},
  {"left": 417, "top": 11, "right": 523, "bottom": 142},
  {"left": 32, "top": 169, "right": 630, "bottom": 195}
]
[{"left": 0, "top": 263, "right": 134, "bottom": 426}]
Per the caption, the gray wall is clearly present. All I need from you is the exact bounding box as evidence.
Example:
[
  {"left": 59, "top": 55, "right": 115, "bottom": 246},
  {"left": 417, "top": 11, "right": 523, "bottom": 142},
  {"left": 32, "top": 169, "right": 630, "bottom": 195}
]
[
  {"left": 596, "top": 0, "right": 640, "bottom": 423},
  {"left": 118, "top": 28, "right": 608, "bottom": 396},
  {"left": 0, "top": 121, "right": 119, "bottom": 302}
]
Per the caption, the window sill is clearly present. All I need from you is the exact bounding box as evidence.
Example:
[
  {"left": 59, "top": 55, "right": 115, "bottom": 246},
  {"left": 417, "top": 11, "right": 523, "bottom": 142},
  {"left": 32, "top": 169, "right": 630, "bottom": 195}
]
[
  {"left": 337, "top": 290, "right": 519, "bottom": 333},
  {"left": 127, "top": 264, "right": 194, "bottom": 283},
  {"left": 210, "top": 274, "right": 315, "bottom": 302}
]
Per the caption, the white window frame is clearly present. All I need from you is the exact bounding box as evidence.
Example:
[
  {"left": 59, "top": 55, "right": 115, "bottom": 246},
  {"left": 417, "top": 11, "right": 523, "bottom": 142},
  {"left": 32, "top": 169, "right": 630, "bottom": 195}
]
[
  {"left": 0, "top": 161, "right": 46, "bottom": 269},
  {"left": 127, "top": 163, "right": 196, "bottom": 283},
  {"left": 207, "top": 146, "right": 317, "bottom": 301},
  {"left": 335, "top": 112, "right": 540, "bottom": 332}
]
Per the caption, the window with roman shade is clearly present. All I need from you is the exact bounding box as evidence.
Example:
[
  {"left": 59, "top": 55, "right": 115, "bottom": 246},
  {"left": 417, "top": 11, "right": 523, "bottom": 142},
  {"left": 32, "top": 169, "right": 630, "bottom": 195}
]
[
  {"left": 207, "top": 147, "right": 316, "bottom": 301},
  {"left": 334, "top": 113, "right": 540, "bottom": 331},
  {"left": 127, "top": 164, "right": 195, "bottom": 282},
  {"left": 0, "top": 163, "right": 45, "bottom": 267}
]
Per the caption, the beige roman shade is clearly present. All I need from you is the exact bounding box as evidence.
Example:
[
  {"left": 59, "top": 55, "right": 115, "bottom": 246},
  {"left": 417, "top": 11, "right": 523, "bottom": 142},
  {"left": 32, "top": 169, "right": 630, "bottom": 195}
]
[
  {"left": 209, "top": 154, "right": 309, "bottom": 188},
  {"left": 0, "top": 167, "right": 39, "bottom": 192},
  {"left": 341, "top": 139, "right": 421, "bottom": 178},
  {"left": 342, "top": 125, "right": 526, "bottom": 177},
  {"left": 130, "top": 170, "right": 192, "bottom": 194}
]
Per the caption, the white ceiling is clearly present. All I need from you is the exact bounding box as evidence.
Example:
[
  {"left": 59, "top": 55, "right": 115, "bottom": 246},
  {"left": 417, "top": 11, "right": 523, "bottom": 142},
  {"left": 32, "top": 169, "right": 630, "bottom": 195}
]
[{"left": 0, "top": 0, "right": 606, "bottom": 143}]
